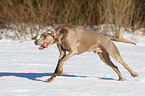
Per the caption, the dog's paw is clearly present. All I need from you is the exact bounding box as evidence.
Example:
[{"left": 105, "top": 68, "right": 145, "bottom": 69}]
[
  {"left": 118, "top": 78, "right": 124, "bottom": 81},
  {"left": 46, "top": 79, "right": 51, "bottom": 82},
  {"left": 131, "top": 72, "right": 138, "bottom": 77},
  {"left": 46, "top": 73, "right": 57, "bottom": 82},
  {"left": 46, "top": 77, "right": 53, "bottom": 82}
]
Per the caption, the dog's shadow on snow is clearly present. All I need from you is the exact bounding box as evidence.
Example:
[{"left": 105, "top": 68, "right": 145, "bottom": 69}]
[{"left": 0, "top": 72, "right": 116, "bottom": 82}]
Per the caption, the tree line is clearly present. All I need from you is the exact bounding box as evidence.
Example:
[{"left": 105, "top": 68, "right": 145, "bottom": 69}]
[{"left": 0, "top": 0, "right": 144, "bottom": 39}]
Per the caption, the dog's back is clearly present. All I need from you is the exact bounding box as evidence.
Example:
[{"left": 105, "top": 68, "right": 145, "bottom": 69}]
[{"left": 55, "top": 26, "right": 113, "bottom": 54}]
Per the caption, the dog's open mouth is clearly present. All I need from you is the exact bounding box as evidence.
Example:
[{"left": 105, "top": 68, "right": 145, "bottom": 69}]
[{"left": 39, "top": 43, "right": 49, "bottom": 50}]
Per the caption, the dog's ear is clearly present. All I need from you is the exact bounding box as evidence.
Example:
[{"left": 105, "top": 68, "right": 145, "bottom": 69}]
[
  {"left": 59, "top": 28, "right": 68, "bottom": 35},
  {"left": 57, "top": 28, "right": 68, "bottom": 39}
]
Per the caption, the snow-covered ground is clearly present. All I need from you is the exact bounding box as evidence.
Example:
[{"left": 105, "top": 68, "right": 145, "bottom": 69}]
[{"left": 0, "top": 40, "right": 145, "bottom": 96}]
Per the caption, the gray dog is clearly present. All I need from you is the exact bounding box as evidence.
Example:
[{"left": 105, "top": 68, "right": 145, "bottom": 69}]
[{"left": 35, "top": 25, "right": 138, "bottom": 82}]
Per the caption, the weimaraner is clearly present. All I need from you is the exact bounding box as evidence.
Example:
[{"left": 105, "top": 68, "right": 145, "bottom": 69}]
[{"left": 34, "top": 25, "right": 138, "bottom": 82}]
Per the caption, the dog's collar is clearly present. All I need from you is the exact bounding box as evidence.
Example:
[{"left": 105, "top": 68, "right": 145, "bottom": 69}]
[
  {"left": 46, "top": 27, "right": 57, "bottom": 38},
  {"left": 47, "top": 27, "right": 55, "bottom": 33}
]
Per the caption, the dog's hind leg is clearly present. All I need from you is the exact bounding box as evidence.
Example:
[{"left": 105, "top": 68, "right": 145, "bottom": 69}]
[
  {"left": 111, "top": 54, "right": 138, "bottom": 77},
  {"left": 106, "top": 43, "right": 138, "bottom": 77},
  {"left": 98, "top": 50, "right": 124, "bottom": 81}
]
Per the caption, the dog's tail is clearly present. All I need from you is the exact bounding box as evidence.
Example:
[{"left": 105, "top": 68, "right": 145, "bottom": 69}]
[{"left": 109, "top": 37, "right": 136, "bottom": 45}]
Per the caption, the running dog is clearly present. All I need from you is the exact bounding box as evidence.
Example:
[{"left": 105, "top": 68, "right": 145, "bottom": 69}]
[{"left": 34, "top": 25, "right": 138, "bottom": 82}]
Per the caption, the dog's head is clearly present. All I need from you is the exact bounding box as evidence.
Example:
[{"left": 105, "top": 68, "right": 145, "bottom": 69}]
[{"left": 34, "top": 27, "right": 58, "bottom": 50}]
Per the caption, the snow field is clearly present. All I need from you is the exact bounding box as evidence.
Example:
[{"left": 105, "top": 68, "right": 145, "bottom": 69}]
[{"left": 0, "top": 41, "right": 145, "bottom": 96}]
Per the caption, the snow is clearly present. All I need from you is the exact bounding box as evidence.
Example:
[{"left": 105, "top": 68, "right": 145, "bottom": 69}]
[{"left": 0, "top": 41, "right": 145, "bottom": 96}]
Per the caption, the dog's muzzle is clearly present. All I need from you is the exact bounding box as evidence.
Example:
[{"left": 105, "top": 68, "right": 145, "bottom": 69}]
[{"left": 34, "top": 40, "right": 49, "bottom": 50}]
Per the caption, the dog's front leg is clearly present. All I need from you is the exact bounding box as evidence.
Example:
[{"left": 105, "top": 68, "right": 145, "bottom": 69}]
[
  {"left": 46, "top": 51, "right": 76, "bottom": 82},
  {"left": 57, "top": 44, "right": 66, "bottom": 60},
  {"left": 57, "top": 44, "right": 66, "bottom": 75}
]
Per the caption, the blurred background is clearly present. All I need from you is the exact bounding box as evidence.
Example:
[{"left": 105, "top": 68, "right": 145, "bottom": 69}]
[{"left": 0, "top": 0, "right": 145, "bottom": 41}]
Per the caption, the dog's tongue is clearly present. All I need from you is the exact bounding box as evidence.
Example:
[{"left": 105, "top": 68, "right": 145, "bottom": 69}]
[
  {"left": 42, "top": 43, "right": 48, "bottom": 48},
  {"left": 39, "top": 46, "right": 44, "bottom": 50},
  {"left": 39, "top": 43, "right": 48, "bottom": 50}
]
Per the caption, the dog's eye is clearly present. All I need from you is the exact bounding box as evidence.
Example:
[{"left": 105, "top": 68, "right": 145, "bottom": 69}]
[
  {"left": 43, "top": 34, "right": 47, "bottom": 38},
  {"left": 40, "top": 34, "right": 47, "bottom": 40}
]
